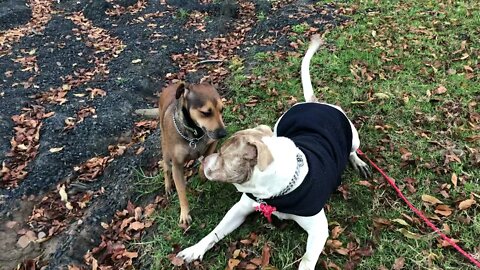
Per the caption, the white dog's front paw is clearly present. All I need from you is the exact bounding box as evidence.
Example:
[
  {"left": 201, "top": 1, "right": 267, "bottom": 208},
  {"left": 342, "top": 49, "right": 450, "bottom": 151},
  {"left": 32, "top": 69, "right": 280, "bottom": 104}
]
[{"left": 177, "top": 244, "right": 207, "bottom": 263}]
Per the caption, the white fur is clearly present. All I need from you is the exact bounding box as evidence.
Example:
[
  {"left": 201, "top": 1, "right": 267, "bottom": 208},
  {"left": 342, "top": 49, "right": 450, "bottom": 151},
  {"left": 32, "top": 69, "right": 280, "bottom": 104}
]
[
  {"left": 177, "top": 35, "right": 368, "bottom": 270},
  {"left": 301, "top": 34, "right": 323, "bottom": 102},
  {"left": 233, "top": 136, "right": 308, "bottom": 199}
]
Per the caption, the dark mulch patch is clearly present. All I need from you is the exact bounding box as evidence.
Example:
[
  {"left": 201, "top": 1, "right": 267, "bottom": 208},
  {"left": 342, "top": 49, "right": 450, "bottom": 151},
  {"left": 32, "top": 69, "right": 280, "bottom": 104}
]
[{"left": 0, "top": 0, "right": 345, "bottom": 269}]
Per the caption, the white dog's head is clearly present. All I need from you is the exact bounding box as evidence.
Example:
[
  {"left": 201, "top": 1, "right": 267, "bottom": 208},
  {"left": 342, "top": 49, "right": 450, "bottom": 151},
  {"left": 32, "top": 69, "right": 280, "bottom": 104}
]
[{"left": 202, "top": 125, "right": 274, "bottom": 183}]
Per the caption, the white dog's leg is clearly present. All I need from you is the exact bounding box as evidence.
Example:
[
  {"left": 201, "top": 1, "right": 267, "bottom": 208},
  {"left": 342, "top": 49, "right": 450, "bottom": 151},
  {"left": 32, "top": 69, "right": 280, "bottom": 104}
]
[
  {"left": 348, "top": 122, "right": 371, "bottom": 178},
  {"left": 177, "top": 194, "right": 255, "bottom": 262},
  {"left": 293, "top": 209, "right": 329, "bottom": 270}
]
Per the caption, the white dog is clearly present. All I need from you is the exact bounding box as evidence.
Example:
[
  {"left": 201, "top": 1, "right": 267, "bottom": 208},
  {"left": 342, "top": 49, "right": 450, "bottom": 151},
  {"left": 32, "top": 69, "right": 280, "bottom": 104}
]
[{"left": 177, "top": 35, "right": 370, "bottom": 270}]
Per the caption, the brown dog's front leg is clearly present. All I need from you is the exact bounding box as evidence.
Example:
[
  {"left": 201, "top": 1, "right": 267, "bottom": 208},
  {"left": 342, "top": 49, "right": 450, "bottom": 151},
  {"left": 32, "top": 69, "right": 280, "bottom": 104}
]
[
  {"left": 172, "top": 162, "right": 191, "bottom": 225},
  {"left": 162, "top": 159, "right": 173, "bottom": 195}
]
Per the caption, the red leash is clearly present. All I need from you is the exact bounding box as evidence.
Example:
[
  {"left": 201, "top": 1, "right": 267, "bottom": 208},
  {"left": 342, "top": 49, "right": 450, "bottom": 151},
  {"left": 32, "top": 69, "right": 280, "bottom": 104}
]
[{"left": 356, "top": 149, "right": 480, "bottom": 268}]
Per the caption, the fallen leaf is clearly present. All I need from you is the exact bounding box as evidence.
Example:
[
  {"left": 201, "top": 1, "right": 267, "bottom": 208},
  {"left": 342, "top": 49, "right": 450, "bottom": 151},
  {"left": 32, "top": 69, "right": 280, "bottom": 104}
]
[
  {"left": 17, "top": 235, "right": 33, "bottom": 248},
  {"left": 393, "top": 257, "right": 405, "bottom": 270},
  {"left": 59, "top": 184, "right": 68, "bottom": 202},
  {"left": 331, "top": 225, "right": 343, "bottom": 239},
  {"left": 433, "top": 85, "right": 447, "bottom": 95},
  {"left": 49, "top": 146, "right": 64, "bottom": 153},
  {"left": 392, "top": 218, "right": 410, "bottom": 227},
  {"left": 123, "top": 251, "right": 138, "bottom": 259},
  {"left": 168, "top": 254, "right": 184, "bottom": 266},
  {"left": 397, "top": 228, "right": 421, "bottom": 239},
  {"left": 261, "top": 243, "right": 271, "bottom": 267},
  {"left": 438, "top": 237, "right": 460, "bottom": 247},
  {"left": 373, "top": 92, "right": 390, "bottom": 99},
  {"left": 129, "top": 221, "right": 145, "bottom": 231},
  {"left": 451, "top": 173, "right": 457, "bottom": 188},
  {"left": 232, "top": 249, "right": 241, "bottom": 259},
  {"left": 434, "top": 204, "right": 453, "bottom": 216},
  {"left": 458, "top": 199, "right": 476, "bottom": 210},
  {"left": 250, "top": 257, "right": 262, "bottom": 265},
  {"left": 6, "top": 221, "right": 18, "bottom": 229},
  {"left": 421, "top": 194, "right": 443, "bottom": 205},
  {"left": 227, "top": 258, "right": 241, "bottom": 270},
  {"left": 466, "top": 135, "right": 480, "bottom": 142}
]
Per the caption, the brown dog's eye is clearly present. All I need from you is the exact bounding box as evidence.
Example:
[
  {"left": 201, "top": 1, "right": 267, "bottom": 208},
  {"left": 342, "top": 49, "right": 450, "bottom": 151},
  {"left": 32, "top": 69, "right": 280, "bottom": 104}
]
[{"left": 201, "top": 110, "right": 212, "bottom": 117}]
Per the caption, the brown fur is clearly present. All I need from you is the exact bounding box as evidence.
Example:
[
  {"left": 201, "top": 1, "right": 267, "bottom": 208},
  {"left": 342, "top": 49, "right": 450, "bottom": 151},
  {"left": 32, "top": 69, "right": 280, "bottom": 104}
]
[{"left": 159, "top": 82, "right": 226, "bottom": 225}]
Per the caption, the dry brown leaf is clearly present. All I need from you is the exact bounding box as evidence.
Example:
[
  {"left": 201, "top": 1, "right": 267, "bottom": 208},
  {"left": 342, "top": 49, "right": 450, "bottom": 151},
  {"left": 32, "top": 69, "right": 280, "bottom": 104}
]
[
  {"left": 438, "top": 237, "right": 460, "bottom": 247},
  {"left": 433, "top": 85, "right": 447, "bottom": 95},
  {"left": 327, "top": 239, "right": 343, "bottom": 249},
  {"left": 168, "top": 254, "right": 184, "bottom": 266},
  {"left": 250, "top": 257, "right": 262, "bottom": 266},
  {"left": 134, "top": 206, "right": 142, "bottom": 221},
  {"left": 458, "top": 199, "right": 476, "bottom": 210},
  {"left": 335, "top": 247, "right": 349, "bottom": 256},
  {"left": 331, "top": 225, "right": 343, "bottom": 239},
  {"left": 421, "top": 194, "right": 443, "bottom": 205},
  {"left": 466, "top": 135, "right": 480, "bottom": 142},
  {"left": 393, "top": 257, "right": 405, "bottom": 270},
  {"left": 434, "top": 204, "right": 453, "bottom": 217},
  {"left": 123, "top": 251, "right": 138, "bottom": 259},
  {"left": 227, "top": 258, "right": 241, "bottom": 270},
  {"left": 232, "top": 249, "right": 241, "bottom": 259},
  {"left": 261, "top": 243, "right": 271, "bottom": 267},
  {"left": 17, "top": 235, "right": 33, "bottom": 248},
  {"left": 129, "top": 221, "right": 145, "bottom": 231},
  {"left": 451, "top": 173, "right": 458, "bottom": 188}
]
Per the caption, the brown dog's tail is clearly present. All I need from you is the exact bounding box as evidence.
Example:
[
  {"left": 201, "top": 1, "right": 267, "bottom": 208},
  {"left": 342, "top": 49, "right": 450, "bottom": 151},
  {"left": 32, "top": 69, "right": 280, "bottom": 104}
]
[{"left": 301, "top": 34, "right": 324, "bottom": 102}]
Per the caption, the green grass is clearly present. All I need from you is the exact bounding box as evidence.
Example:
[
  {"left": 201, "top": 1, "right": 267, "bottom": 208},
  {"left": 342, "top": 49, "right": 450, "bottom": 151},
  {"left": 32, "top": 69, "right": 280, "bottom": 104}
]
[{"left": 140, "top": 0, "right": 480, "bottom": 269}]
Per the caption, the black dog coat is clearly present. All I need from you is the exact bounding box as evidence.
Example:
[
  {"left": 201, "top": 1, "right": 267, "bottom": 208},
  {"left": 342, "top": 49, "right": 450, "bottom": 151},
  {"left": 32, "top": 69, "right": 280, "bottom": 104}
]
[{"left": 247, "top": 103, "right": 353, "bottom": 216}]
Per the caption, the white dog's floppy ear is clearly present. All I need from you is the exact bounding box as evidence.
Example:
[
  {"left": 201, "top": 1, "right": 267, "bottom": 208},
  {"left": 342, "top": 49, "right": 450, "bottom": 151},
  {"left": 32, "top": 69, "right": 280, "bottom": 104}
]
[
  {"left": 244, "top": 138, "right": 273, "bottom": 171},
  {"left": 254, "top": 125, "right": 273, "bottom": 136}
]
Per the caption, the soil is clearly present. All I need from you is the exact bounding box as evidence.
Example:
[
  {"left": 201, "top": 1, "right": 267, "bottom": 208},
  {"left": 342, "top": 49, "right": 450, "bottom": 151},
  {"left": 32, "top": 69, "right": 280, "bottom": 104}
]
[{"left": 0, "top": 0, "right": 345, "bottom": 269}]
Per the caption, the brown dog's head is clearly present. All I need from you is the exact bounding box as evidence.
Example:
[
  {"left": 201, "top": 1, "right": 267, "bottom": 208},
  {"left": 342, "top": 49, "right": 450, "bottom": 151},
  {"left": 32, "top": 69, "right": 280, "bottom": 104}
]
[
  {"left": 202, "top": 125, "right": 274, "bottom": 183},
  {"left": 176, "top": 82, "right": 227, "bottom": 139}
]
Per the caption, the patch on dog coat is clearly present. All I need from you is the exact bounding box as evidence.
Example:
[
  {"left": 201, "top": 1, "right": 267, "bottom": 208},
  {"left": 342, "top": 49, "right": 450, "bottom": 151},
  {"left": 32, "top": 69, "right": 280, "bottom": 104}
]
[{"left": 247, "top": 103, "right": 353, "bottom": 216}]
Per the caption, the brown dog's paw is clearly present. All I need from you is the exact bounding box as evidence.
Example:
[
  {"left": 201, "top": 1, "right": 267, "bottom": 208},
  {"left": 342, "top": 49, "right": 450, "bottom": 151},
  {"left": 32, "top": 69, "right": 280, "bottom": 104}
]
[
  {"left": 164, "top": 183, "right": 174, "bottom": 196},
  {"left": 179, "top": 212, "right": 192, "bottom": 226}
]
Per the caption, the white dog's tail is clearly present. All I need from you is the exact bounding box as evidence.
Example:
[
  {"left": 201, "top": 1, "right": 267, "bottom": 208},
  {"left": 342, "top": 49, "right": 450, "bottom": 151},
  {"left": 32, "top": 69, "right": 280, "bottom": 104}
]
[{"left": 301, "top": 34, "right": 323, "bottom": 102}]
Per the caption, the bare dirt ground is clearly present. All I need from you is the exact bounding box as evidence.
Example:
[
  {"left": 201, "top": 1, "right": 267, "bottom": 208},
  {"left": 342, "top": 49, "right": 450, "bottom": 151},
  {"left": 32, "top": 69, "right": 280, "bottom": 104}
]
[{"left": 0, "top": 0, "right": 345, "bottom": 269}]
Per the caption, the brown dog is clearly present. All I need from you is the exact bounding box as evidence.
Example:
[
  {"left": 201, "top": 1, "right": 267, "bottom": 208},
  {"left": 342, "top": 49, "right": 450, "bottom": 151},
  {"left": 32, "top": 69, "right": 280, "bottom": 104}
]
[{"left": 158, "top": 82, "right": 226, "bottom": 225}]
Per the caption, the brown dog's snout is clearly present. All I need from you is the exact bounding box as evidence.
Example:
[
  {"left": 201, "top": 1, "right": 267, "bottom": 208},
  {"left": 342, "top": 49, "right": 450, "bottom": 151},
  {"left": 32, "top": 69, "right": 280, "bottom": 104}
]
[{"left": 215, "top": 128, "right": 227, "bottom": 139}]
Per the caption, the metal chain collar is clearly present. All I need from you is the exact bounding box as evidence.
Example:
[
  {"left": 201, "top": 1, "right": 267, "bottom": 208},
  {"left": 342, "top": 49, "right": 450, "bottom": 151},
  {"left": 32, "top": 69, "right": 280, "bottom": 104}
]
[
  {"left": 275, "top": 153, "right": 304, "bottom": 197},
  {"left": 172, "top": 108, "right": 205, "bottom": 149},
  {"left": 256, "top": 153, "right": 304, "bottom": 204}
]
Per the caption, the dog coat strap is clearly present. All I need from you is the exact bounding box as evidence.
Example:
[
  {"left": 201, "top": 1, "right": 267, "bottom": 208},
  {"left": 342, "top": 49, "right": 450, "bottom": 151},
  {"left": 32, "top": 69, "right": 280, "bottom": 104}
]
[{"left": 255, "top": 203, "right": 276, "bottom": 223}]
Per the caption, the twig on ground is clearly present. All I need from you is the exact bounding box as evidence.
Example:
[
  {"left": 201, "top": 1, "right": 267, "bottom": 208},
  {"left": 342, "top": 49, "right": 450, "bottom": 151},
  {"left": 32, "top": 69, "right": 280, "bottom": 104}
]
[{"left": 196, "top": 59, "right": 223, "bottom": 65}]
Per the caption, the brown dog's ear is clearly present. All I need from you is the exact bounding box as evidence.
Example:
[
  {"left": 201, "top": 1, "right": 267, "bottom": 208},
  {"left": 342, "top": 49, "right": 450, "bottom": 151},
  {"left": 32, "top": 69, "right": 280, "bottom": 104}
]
[
  {"left": 245, "top": 138, "right": 273, "bottom": 171},
  {"left": 175, "top": 82, "right": 190, "bottom": 99}
]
